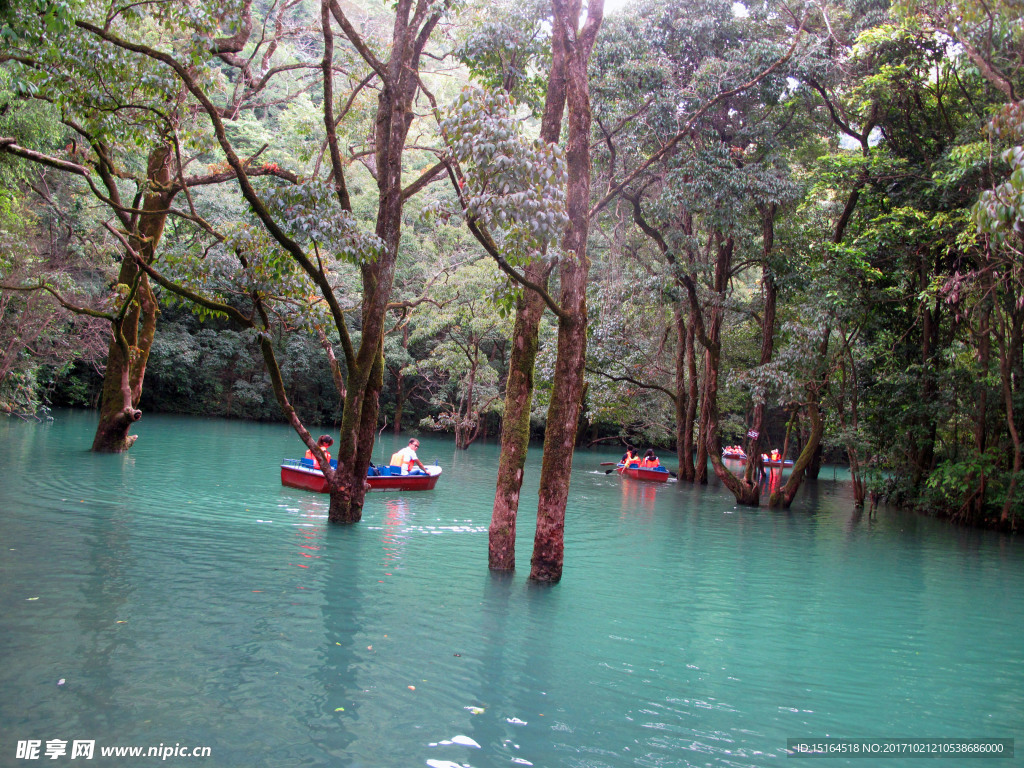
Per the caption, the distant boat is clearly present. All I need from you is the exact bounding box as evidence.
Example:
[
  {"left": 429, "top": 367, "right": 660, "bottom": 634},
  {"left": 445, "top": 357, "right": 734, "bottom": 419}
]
[
  {"left": 722, "top": 448, "right": 747, "bottom": 460},
  {"left": 761, "top": 454, "right": 794, "bottom": 468},
  {"left": 617, "top": 464, "right": 671, "bottom": 483},
  {"left": 280, "top": 459, "right": 442, "bottom": 493}
]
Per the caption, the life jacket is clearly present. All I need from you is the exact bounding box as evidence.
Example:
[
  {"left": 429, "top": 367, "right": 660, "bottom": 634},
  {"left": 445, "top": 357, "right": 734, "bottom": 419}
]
[
  {"left": 641, "top": 456, "right": 660, "bottom": 468},
  {"left": 390, "top": 450, "right": 404, "bottom": 470},
  {"left": 305, "top": 448, "right": 330, "bottom": 469},
  {"left": 623, "top": 452, "right": 639, "bottom": 468}
]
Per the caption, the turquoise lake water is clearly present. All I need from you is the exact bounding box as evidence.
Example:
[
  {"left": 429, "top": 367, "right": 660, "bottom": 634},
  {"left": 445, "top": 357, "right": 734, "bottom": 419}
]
[{"left": 0, "top": 410, "right": 1021, "bottom": 767}]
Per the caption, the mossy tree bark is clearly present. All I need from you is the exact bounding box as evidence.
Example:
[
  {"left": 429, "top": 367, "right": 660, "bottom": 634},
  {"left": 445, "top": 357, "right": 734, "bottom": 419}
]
[
  {"left": 528, "top": 0, "right": 603, "bottom": 584},
  {"left": 325, "top": 0, "right": 448, "bottom": 523},
  {"left": 488, "top": 10, "right": 568, "bottom": 571},
  {"left": 91, "top": 144, "right": 174, "bottom": 453},
  {"left": 489, "top": 262, "right": 551, "bottom": 570}
]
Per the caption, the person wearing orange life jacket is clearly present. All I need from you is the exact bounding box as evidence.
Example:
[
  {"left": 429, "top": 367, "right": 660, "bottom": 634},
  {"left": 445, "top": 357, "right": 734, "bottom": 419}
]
[
  {"left": 640, "top": 449, "right": 660, "bottom": 468},
  {"left": 621, "top": 446, "right": 640, "bottom": 468},
  {"left": 390, "top": 438, "right": 427, "bottom": 474},
  {"left": 305, "top": 434, "right": 333, "bottom": 469}
]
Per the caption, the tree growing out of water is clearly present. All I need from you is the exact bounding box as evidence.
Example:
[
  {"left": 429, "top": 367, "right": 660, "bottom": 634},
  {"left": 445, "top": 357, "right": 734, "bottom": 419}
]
[
  {"left": 435, "top": 0, "right": 602, "bottom": 580},
  {"left": 0, "top": 0, "right": 303, "bottom": 448},
  {"left": 435, "top": 5, "right": 568, "bottom": 572},
  {"left": 45, "top": 0, "right": 454, "bottom": 523}
]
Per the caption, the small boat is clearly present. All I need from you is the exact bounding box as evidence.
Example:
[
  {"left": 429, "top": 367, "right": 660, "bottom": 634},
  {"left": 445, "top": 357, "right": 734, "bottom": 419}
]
[
  {"left": 761, "top": 454, "right": 794, "bottom": 468},
  {"left": 280, "top": 459, "right": 442, "bottom": 493},
  {"left": 722, "top": 448, "right": 747, "bottom": 460},
  {"left": 617, "top": 464, "right": 671, "bottom": 483}
]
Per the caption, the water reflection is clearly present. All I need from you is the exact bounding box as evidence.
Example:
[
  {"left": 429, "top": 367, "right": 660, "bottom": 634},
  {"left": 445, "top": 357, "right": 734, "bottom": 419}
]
[
  {"left": 1, "top": 412, "right": 1022, "bottom": 768},
  {"left": 619, "top": 475, "right": 658, "bottom": 517},
  {"left": 381, "top": 498, "right": 410, "bottom": 569}
]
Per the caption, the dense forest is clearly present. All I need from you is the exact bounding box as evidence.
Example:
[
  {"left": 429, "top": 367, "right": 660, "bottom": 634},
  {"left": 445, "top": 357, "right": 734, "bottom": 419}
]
[{"left": 1, "top": 0, "right": 1021, "bottom": 574}]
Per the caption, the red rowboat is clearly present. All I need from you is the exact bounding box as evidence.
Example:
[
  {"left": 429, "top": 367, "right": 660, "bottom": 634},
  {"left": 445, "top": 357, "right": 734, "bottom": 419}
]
[
  {"left": 280, "top": 459, "right": 442, "bottom": 493},
  {"left": 722, "top": 449, "right": 747, "bottom": 460},
  {"left": 760, "top": 455, "right": 794, "bottom": 468},
  {"left": 617, "top": 464, "right": 671, "bottom": 483}
]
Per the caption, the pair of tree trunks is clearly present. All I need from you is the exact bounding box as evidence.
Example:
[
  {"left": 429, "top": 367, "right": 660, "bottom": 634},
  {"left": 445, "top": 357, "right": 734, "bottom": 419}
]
[{"left": 488, "top": 0, "right": 602, "bottom": 582}]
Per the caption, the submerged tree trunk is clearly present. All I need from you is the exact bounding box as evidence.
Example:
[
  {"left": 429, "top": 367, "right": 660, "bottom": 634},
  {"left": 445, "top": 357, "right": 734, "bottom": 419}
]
[
  {"left": 703, "top": 237, "right": 760, "bottom": 505},
  {"left": 490, "top": 262, "right": 551, "bottom": 570},
  {"left": 327, "top": 1, "right": 444, "bottom": 523},
  {"left": 529, "top": 0, "right": 603, "bottom": 583},
  {"left": 673, "top": 307, "right": 693, "bottom": 481},
  {"left": 770, "top": 400, "right": 824, "bottom": 508},
  {"left": 489, "top": 3, "right": 568, "bottom": 571},
  {"left": 741, "top": 208, "right": 778, "bottom": 493},
  {"left": 92, "top": 145, "right": 173, "bottom": 453}
]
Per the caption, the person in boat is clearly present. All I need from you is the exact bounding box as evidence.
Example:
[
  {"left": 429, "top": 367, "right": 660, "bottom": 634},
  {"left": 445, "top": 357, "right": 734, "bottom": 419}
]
[
  {"left": 640, "top": 449, "right": 660, "bottom": 469},
  {"left": 390, "top": 438, "right": 427, "bottom": 475},
  {"left": 305, "top": 434, "right": 333, "bottom": 469},
  {"left": 770, "top": 449, "right": 781, "bottom": 462},
  {"left": 621, "top": 446, "right": 640, "bottom": 468}
]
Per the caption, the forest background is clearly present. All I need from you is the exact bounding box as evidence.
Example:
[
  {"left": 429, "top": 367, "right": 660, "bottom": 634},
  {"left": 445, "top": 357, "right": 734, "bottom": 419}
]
[{"left": 1, "top": 0, "right": 1022, "bottom": 553}]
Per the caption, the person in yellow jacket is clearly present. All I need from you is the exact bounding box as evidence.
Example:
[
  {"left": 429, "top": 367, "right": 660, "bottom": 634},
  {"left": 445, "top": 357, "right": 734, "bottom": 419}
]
[{"left": 390, "top": 438, "right": 427, "bottom": 474}]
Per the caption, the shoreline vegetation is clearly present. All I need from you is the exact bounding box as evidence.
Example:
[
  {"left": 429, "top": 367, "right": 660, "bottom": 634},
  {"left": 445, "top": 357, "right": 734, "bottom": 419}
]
[{"left": 1, "top": 0, "right": 1021, "bottom": 557}]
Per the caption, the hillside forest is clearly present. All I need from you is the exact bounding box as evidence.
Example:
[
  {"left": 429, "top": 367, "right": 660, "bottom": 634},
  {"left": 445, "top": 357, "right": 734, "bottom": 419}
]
[{"left": 1, "top": 0, "right": 1022, "bottom": 579}]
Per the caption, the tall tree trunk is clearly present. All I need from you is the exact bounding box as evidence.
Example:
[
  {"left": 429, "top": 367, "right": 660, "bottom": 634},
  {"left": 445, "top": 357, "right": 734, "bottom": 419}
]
[
  {"left": 529, "top": 0, "right": 603, "bottom": 583},
  {"left": 741, "top": 208, "right": 778, "bottom": 490},
  {"left": 92, "top": 144, "right": 173, "bottom": 452},
  {"left": 673, "top": 307, "right": 693, "bottom": 481},
  {"left": 684, "top": 306, "right": 699, "bottom": 481},
  {"left": 997, "top": 299, "right": 1022, "bottom": 525},
  {"left": 327, "top": 1, "right": 443, "bottom": 522},
  {"left": 490, "top": 262, "right": 551, "bottom": 570},
  {"left": 911, "top": 255, "right": 940, "bottom": 486},
  {"left": 393, "top": 371, "right": 405, "bottom": 434},
  {"left": 703, "top": 237, "right": 759, "bottom": 505},
  {"left": 489, "top": 2, "right": 569, "bottom": 571},
  {"left": 806, "top": 442, "right": 824, "bottom": 479},
  {"left": 392, "top": 324, "right": 411, "bottom": 434},
  {"left": 769, "top": 400, "right": 825, "bottom": 508},
  {"left": 971, "top": 294, "right": 992, "bottom": 518}
]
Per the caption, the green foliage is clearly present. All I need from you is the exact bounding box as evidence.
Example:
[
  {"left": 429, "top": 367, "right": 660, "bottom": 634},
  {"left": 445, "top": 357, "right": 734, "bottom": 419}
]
[
  {"left": 456, "top": 0, "right": 551, "bottom": 114},
  {"left": 439, "top": 85, "right": 568, "bottom": 262},
  {"left": 923, "top": 452, "right": 1023, "bottom": 523},
  {"left": 406, "top": 259, "right": 512, "bottom": 443}
]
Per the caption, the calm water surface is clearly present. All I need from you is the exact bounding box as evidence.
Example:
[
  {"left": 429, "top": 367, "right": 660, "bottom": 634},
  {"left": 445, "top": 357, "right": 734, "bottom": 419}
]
[{"left": 1, "top": 411, "right": 1021, "bottom": 767}]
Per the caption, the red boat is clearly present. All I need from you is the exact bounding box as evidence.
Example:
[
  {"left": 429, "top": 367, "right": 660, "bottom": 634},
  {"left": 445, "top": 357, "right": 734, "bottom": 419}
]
[
  {"left": 722, "top": 449, "right": 747, "bottom": 460},
  {"left": 617, "top": 464, "right": 671, "bottom": 483},
  {"left": 280, "top": 459, "right": 442, "bottom": 493},
  {"left": 760, "top": 455, "right": 794, "bottom": 468}
]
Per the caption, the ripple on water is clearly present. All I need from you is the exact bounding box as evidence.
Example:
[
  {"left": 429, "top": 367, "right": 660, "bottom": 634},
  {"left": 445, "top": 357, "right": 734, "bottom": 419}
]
[{"left": 1, "top": 413, "right": 1023, "bottom": 768}]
